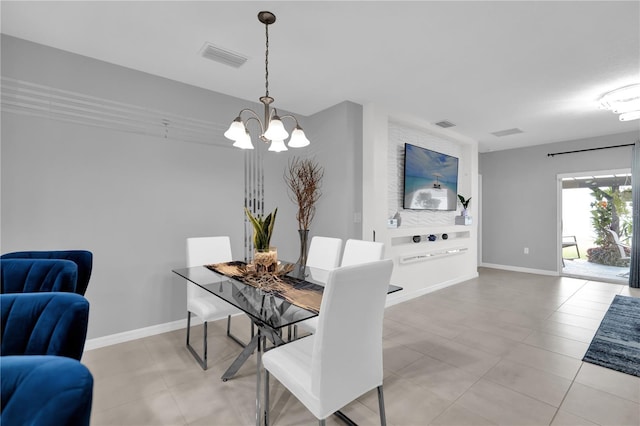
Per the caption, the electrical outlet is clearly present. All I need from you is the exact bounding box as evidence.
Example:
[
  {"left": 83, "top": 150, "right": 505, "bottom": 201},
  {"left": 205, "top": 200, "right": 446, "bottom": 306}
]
[{"left": 524, "top": 247, "right": 529, "bottom": 254}]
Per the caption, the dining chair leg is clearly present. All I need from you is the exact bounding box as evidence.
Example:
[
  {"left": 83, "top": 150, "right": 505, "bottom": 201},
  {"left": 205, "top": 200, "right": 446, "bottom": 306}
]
[
  {"left": 377, "top": 385, "right": 387, "bottom": 426},
  {"left": 264, "top": 370, "right": 270, "bottom": 426},
  {"left": 186, "top": 311, "right": 208, "bottom": 370},
  {"left": 225, "top": 315, "right": 249, "bottom": 348},
  {"left": 203, "top": 320, "right": 208, "bottom": 370},
  {"left": 186, "top": 311, "right": 192, "bottom": 345}
]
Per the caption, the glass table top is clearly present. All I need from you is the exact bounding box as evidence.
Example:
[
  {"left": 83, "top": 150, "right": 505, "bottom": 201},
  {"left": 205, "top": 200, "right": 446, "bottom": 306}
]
[{"left": 172, "top": 262, "right": 402, "bottom": 330}]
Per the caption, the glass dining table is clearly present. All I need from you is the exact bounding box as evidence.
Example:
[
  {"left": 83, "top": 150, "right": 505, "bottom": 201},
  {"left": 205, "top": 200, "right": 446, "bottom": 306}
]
[{"left": 172, "top": 261, "right": 402, "bottom": 425}]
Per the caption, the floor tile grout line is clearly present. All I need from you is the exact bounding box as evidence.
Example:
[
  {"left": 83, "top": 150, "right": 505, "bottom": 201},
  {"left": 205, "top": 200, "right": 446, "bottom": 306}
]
[
  {"left": 554, "top": 279, "right": 592, "bottom": 313},
  {"left": 548, "top": 362, "right": 598, "bottom": 426}
]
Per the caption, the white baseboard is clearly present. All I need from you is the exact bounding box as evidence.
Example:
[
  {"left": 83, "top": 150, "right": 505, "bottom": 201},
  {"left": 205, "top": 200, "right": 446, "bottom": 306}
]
[
  {"left": 480, "top": 262, "right": 559, "bottom": 277},
  {"left": 385, "top": 271, "right": 480, "bottom": 307},
  {"left": 84, "top": 318, "right": 187, "bottom": 351},
  {"left": 86, "top": 272, "right": 483, "bottom": 351}
]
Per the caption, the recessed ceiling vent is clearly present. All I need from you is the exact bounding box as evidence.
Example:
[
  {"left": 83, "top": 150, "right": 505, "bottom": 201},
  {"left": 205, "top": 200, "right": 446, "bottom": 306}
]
[
  {"left": 491, "top": 128, "right": 523, "bottom": 137},
  {"left": 435, "top": 120, "right": 456, "bottom": 128},
  {"left": 200, "top": 42, "right": 248, "bottom": 68}
]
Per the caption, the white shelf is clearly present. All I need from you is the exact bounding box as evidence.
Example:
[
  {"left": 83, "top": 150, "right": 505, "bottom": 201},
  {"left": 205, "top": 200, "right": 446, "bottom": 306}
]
[
  {"left": 399, "top": 247, "right": 468, "bottom": 264},
  {"left": 388, "top": 225, "right": 471, "bottom": 247},
  {"left": 387, "top": 225, "right": 470, "bottom": 235}
]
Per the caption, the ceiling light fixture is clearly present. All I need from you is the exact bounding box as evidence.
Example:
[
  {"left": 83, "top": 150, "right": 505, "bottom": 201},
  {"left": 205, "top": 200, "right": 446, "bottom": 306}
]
[
  {"left": 224, "top": 11, "right": 310, "bottom": 152},
  {"left": 598, "top": 83, "right": 640, "bottom": 121}
]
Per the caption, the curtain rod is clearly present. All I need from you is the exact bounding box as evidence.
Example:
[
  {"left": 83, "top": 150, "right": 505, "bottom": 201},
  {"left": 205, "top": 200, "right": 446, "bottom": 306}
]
[{"left": 547, "top": 143, "right": 635, "bottom": 157}]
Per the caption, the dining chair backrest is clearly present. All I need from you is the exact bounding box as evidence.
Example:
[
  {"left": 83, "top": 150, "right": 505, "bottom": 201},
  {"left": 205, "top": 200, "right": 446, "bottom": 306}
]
[
  {"left": 0, "top": 259, "right": 78, "bottom": 294},
  {"left": 186, "top": 236, "right": 233, "bottom": 300},
  {"left": 1, "top": 292, "right": 90, "bottom": 360},
  {"left": 1, "top": 251, "right": 93, "bottom": 296},
  {"left": 340, "top": 239, "right": 384, "bottom": 267},
  {"left": 306, "top": 236, "right": 343, "bottom": 270},
  {"left": 311, "top": 259, "right": 393, "bottom": 415}
]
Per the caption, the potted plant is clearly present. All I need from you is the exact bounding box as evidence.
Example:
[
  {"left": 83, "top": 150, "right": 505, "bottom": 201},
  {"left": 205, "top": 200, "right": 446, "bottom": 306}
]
[
  {"left": 284, "top": 157, "right": 324, "bottom": 266},
  {"left": 458, "top": 194, "right": 471, "bottom": 216},
  {"left": 245, "top": 207, "right": 278, "bottom": 273}
]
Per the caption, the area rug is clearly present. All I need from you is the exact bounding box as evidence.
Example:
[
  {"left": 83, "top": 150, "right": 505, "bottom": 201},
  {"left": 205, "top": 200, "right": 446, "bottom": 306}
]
[{"left": 583, "top": 295, "right": 640, "bottom": 377}]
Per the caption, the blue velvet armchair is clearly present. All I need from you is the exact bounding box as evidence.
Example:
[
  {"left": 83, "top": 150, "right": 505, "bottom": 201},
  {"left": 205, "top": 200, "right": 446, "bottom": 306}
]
[
  {"left": 1, "top": 250, "right": 93, "bottom": 295},
  {"left": 1, "top": 355, "right": 93, "bottom": 426},
  {"left": 1, "top": 292, "right": 89, "bottom": 360},
  {"left": 0, "top": 292, "right": 93, "bottom": 425},
  {"left": 0, "top": 258, "right": 78, "bottom": 294}
]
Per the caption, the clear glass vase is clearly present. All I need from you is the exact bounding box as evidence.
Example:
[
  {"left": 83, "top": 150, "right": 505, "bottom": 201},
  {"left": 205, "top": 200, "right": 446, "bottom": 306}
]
[
  {"left": 297, "top": 229, "right": 309, "bottom": 267},
  {"left": 253, "top": 247, "right": 278, "bottom": 274}
]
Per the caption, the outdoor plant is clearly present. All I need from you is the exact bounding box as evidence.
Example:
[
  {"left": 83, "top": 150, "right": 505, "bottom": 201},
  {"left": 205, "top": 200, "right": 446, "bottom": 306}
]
[
  {"left": 590, "top": 197, "right": 612, "bottom": 247},
  {"left": 244, "top": 207, "right": 277, "bottom": 251},
  {"left": 587, "top": 186, "right": 632, "bottom": 266}
]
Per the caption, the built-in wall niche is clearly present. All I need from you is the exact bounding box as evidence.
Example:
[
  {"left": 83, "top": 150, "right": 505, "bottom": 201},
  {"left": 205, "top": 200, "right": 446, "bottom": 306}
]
[
  {"left": 390, "top": 227, "right": 471, "bottom": 247},
  {"left": 388, "top": 122, "right": 466, "bottom": 228}
]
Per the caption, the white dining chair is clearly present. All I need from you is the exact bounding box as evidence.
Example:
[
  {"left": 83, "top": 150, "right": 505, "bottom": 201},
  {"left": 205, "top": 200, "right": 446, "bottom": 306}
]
[
  {"left": 186, "top": 236, "right": 245, "bottom": 370},
  {"left": 295, "top": 236, "right": 342, "bottom": 336},
  {"left": 299, "top": 238, "right": 384, "bottom": 335},
  {"left": 305, "top": 236, "right": 343, "bottom": 270},
  {"left": 262, "top": 259, "right": 394, "bottom": 426},
  {"left": 341, "top": 239, "right": 385, "bottom": 266}
]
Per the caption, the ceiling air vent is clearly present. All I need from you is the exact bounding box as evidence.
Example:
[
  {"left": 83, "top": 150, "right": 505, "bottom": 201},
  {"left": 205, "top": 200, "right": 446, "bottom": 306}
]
[
  {"left": 435, "top": 120, "right": 456, "bottom": 128},
  {"left": 200, "top": 42, "right": 248, "bottom": 68},
  {"left": 491, "top": 128, "right": 523, "bottom": 137}
]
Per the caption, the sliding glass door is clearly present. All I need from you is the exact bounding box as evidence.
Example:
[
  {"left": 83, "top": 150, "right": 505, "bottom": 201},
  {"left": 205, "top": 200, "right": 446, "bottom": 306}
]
[{"left": 560, "top": 169, "right": 632, "bottom": 284}]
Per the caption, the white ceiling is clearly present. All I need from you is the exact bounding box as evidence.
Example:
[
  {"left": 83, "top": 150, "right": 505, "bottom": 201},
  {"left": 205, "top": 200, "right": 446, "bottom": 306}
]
[{"left": 2, "top": 1, "right": 639, "bottom": 152}]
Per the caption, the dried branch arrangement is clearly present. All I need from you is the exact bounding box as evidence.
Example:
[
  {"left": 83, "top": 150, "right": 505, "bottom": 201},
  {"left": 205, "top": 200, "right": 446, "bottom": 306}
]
[{"left": 284, "top": 157, "right": 324, "bottom": 230}]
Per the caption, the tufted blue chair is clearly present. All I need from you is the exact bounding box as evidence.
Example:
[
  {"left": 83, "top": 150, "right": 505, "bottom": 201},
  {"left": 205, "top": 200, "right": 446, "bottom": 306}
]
[
  {"left": 1, "top": 355, "right": 93, "bottom": 426},
  {"left": 1, "top": 292, "right": 89, "bottom": 360},
  {"left": 0, "top": 258, "right": 78, "bottom": 294},
  {"left": 1, "top": 250, "right": 92, "bottom": 295},
  {"left": 0, "top": 292, "right": 93, "bottom": 425}
]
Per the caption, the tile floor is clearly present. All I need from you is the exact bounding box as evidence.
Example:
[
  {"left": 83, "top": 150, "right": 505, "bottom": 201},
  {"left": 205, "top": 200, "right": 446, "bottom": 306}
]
[{"left": 84, "top": 268, "right": 640, "bottom": 425}]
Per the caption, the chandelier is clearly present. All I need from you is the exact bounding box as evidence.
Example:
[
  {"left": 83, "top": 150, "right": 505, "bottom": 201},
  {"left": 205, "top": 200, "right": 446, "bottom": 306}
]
[
  {"left": 224, "top": 11, "right": 310, "bottom": 152},
  {"left": 598, "top": 83, "right": 640, "bottom": 122}
]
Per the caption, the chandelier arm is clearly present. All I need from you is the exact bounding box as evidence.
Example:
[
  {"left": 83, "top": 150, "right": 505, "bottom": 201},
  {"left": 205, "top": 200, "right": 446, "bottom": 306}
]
[
  {"left": 278, "top": 114, "right": 301, "bottom": 127},
  {"left": 238, "top": 109, "right": 266, "bottom": 135},
  {"left": 243, "top": 116, "right": 266, "bottom": 136}
]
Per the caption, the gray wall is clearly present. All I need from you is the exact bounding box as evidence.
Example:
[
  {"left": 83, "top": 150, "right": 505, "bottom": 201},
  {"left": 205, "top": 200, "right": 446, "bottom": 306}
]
[
  {"left": 480, "top": 131, "right": 637, "bottom": 272},
  {"left": 256, "top": 101, "right": 363, "bottom": 263},
  {"left": 1, "top": 35, "right": 362, "bottom": 339}
]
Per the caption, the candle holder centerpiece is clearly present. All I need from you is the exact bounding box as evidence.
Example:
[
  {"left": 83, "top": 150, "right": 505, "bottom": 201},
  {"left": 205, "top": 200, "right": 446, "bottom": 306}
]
[{"left": 245, "top": 207, "right": 278, "bottom": 274}]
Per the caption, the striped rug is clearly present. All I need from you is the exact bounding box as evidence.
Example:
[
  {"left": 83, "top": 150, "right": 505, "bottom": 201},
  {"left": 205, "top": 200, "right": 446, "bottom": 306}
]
[{"left": 583, "top": 295, "right": 640, "bottom": 377}]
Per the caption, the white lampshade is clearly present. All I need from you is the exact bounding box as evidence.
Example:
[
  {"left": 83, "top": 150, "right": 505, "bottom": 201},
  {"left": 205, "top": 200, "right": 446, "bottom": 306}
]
[
  {"left": 224, "top": 117, "right": 246, "bottom": 141},
  {"left": 268, "top": 139, "right": 288, "bottom": 152},
  {"left": 612, "top": 99, "right": 640, "bottom": 114},
  {"left": 288, "top": 126, "right": 310, "bottom": 148},
  {"left": 599, "top": 84, "right": 640, "bottom": 121},
  {"left": 232, "top": 130, "right": 254, "bottom": 149},
  {"left": 619, "top": 111, "right": 640, "bottom": 121},
  {"left": 263, "top": 116, "right": 289, "bottom": 141}
]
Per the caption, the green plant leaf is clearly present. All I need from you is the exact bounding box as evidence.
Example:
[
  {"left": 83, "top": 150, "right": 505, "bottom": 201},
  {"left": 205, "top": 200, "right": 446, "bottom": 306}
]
[{"left": 244, "top": 207, "right": 277, "bottom": 250}]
